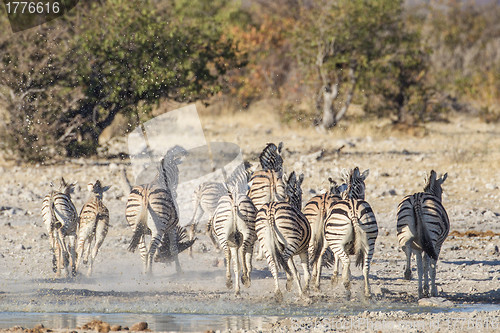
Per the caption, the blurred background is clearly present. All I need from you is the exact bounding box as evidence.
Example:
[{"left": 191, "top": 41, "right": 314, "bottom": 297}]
[{"left": 0, "top": 0, "right": 499, "bottom": 162}]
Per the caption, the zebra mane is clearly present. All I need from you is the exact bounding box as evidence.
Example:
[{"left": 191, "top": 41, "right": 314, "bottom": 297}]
[
  {"left": 259, "top": 142, "right": 283, "bottom": 173},
  {"left": 285, "top": 171, "right": 304, "bottom": 209},
  {"left": 423, "top": 170, "right": 447, "bottom": 201},
  {"left": 342, "top": 167, "right": 369, "bottom": 200},
  {"left": 59, "top": 177, "right": 75, "bottom": 196}
]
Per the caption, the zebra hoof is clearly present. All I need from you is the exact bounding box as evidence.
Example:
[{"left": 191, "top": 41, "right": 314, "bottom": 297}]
[
  {"left": 313, "top": 285, "right": 320, "bottom": 292},
  {"left": 226, "top": 280, "right": 233, "bottom": 289},
  {"left": 331, "top": 275, "right": 339, "bottom": 285},
  {"left": 404, "top": 269, "right": 412, "bottom": 280},
  {"left": 274, "top": 290, "right": 283, "bottom": 302},
  {"left": 286, "top": 279, "right": 293, "bottom": 292},
  {"left": 241, "top": 276, "right": 251, "bottom": 288}
]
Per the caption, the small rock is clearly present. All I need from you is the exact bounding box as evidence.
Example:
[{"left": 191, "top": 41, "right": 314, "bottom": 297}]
[
  {"left": 485, "top": 243, "right": 499, "bottom": 255},
  {"left": 388, "top": 189, "right": 397, "bottom": 196},
  {"left": 485, "top": 183, "right": 498, "bottom": 190},
  {"left": 110, "top": 325, "right": 122, "bottom": 331},
  {"left": 19, "top": 244, "right": 26, "bottom": 250},
  {"left": 130, "top": 322, "right": 148, "bottom": 331},
  {"left": 418, "top": 297, "right": 454, "bottom": 307},
  {"left": 98, "top": 322, "right": 111, "bottom": 333}
]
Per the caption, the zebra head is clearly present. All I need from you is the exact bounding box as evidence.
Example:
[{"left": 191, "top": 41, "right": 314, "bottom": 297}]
[
  {"left": 259, "top": 142, "right": 284, "bottom": 174},
  {"left": 88, "top": 180, "right": 111, "bottom": 200},
  {"left": 59, "top": 177, "right": 76, "bottom": 197},
  {"left": 328, "top": 177, "right": 344, "bottom": 196},
  {"left": 285, "top": 171, "right": 304, "bottom": 209},
  {"left": 424, "top": 170, "right": 448, "bottom": 201},
  {"left": 342, "top": 167, "right": 369, "bottom": 200},
  {"left": 166, "top": 145, "right": 189, "bottom": 165}
]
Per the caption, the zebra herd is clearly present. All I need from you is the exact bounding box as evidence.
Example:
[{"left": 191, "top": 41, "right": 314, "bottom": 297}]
[{"left": 40, "top": 142, "right": 450, "bottom": 301}]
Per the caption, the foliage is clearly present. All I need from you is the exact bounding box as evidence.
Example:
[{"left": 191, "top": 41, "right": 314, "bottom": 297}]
[{"left": 0, "top": 0, "right": 241, "bottom": 161}]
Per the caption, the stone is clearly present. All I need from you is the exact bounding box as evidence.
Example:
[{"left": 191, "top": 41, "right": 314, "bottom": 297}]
[
  {"left": 110, "top": 325, "right": 122, "bottom": 331},
  {"left": 418, "top": 297, "right": 454, "bottom": 307},
  {"left": 130, "top": 322, "right": 148, "bottom": 331}
]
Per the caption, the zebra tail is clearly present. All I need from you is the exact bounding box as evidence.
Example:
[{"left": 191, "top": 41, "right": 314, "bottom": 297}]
[
  {"left": 266, "top": 211, "right": 291, "bottom": 275},
  {"left": 128, "top": 199, "right": 148, "bottom": 253},
  {"left": 414, "top": 203, "right": 438, "bottom": 261},
  {"left": 353, "top": 217, "right": 365, "bottom": 268}
]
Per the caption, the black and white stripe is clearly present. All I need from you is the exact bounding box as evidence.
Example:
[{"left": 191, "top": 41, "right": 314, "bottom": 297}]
[
  {"left": 76, "top": 180, "right": 111, "bottom": 276},
  {"left": 324, "top": 167, "right": 378, "bottom": 299},
  {"left": 41, "top": 177, "right": 78, "bottom": 277},
  {"left": 397, "top": 170, "right": 449, "bottom": 298},
  {"left": 126, "top": 152, "right": 183, "bottom": 275},
  {"left": 212, "top": 189, "right": 257, "bottom": 295},
  {"left": 303, "top": 177, "right": 342, "bottom": 290},
  {"left": 255, "top": 172, "right": 311, "bottom": 301}
]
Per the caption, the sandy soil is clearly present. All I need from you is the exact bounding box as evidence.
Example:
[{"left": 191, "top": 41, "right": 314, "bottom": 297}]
[{"left": 0, "top": 108, "right": 499, "bottom": 332}]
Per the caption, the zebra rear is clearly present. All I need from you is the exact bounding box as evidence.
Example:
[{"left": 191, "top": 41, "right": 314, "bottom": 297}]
[
  {"left": 324, "top": 167, "right": 378, "bottom": 299},
  {"left": 41, "top": 177, "right": 78, "bottom": 277},
  {"left": 76, "top": 180, "right": 111, "bottom": 276},
  {"left": 397, "top": 170, "right": 449, "bottom": 298},
  {"left": 212, "top": 191, "right": 257, "bottom": 295},
  {"left": 255, "top": 172, "right": 311, "bottom": 301},
  {"left": 303, "top": 178, "right": 342, "bottom": 290}
]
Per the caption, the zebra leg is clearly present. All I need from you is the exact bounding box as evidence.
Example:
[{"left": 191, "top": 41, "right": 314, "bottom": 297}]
[
  {"left": 138, "top": 236, "right": 148, "bottom": 274},
  {"left": 49, "top": 232, "right": 57, "bottom": 273},
  {"left": 429, "top": 257, "right": 438, "bottom": 297},
  {"left": 403, "top": 245, "right": 412, "bottom": 280},
  {"left": 168, "top": 229, "right": 182, "bottom": 273},
  {"left": 242, "top": 244, "right": 253, "bottom": 288},
  {"left": 230, "top": 247, "right": 241, "bottom": 296},
  {"left": 337, "top": 249, "right": 351, "bottom": 300},
  {"left": 288, "top": 258, "right": 304, "bottom": 297},
  {"left": 187, "top": 223, "right": 197, "bottom": 258},
  {"left": 423, "top": 253, "right": 430, "bottom": 297},
  {"left": 146, "top": 234, "right": 162, "bottom": 275},
  {"left": 363, "top": 248, "right": 375, "bottom": 299},
  {"left": 68, "top": 234, "right": 77, "bottom": 277},
  {"left": 314, "top": 244, "right": 328, "bottom": 291},
  {"left": 299, "top": 252, "right": 310, "bottom": 292},
  {"left": 416, "top": 251, "right": 424, "bottom": 298},
  {"left": 224, "top": 247, "right": 233, "bottom": 289},
  {"left": 263, "top": 247, "right": 282, "bottom": 301},
  {"left": 331, "top": 252, "right": 340, "bottom": 285}
]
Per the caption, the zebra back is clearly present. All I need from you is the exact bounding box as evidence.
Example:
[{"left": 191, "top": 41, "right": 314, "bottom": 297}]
[
  {"left": 43, "top": 178, "right": 78, "bottom": 235},
  {"left": 226, "top": 161, "right": 253, "bottom": 195},
  {"left": 248, "top": 169, "right": 286, "bottom": 211},
  {"left": 79, "top": 180, "right": 110, "bottom": 230}
]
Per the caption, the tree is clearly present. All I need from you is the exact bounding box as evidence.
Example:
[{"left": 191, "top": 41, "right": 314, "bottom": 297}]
[{"left": 290, "top": 0, "right": 403, "bottom": 129}]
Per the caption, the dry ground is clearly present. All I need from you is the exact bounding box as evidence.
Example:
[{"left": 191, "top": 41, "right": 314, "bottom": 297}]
[{"left": 0, "top": 106, "right": 499, "bottom": 332}]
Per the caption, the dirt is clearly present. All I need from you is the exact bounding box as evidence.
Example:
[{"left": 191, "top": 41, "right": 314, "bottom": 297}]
[{"left": 0, "top": 107, "right": 499, "bottom": 332}]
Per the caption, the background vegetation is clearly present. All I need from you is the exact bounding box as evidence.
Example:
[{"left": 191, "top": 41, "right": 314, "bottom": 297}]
[{"left": 0, "top": 0, "right": 499, "bottom": 161}]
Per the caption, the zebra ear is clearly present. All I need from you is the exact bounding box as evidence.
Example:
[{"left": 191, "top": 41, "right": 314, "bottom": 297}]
[
  {"left": 361, "top": 169, "right": 370, "bottom": 180},
  {"left": 439, "top": 173, "right": 448, "bottom": 184},
  {"left": 102, "top": 185, "right": 111, "bottom": 192},
  {"left": 278, "top": 142, "right": 283, "bottom": 153},
  {"left": 298, "top": 173, "right": 304, "bottom": 185},
  {"left": 328, "top": 177, "right": 337, "bottom": 186},
  {"left": 87, "top": 183, "right": 94, "bottom": 192}
]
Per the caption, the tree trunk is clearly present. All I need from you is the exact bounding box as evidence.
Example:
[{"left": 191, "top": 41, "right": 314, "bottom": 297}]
[{"left": 321, "top": 82, "right": 339, "bottom": 129}]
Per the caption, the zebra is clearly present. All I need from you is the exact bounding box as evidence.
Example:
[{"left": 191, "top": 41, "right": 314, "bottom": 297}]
[
  {"left": 259, "top": 142, "right": 283, "bottom": 174},
  {"left": 397, "top": 170, "right": 449, "bottom": 298},
  {"left": 212, "top": 183, "right": 257, "bottom": 296},
  {"left": 324, "top": 167, "right": 378, "bottom": 299},
  {"left": 126, "top": 148, "right": 186, "bottom": 275},
  {"left": 255, "top": 171, "right": 311, "bottom": 301},
  {"left": 303, "top": 177, "right": 343, "bottom": 291},
  {"left": 41, "top": 177, "right": 78, "bottom": 277},
  {"left": 188, "top": 161, "right": 253, "bottom": 254},
  {"left": 75, "top": 180, "right": 111, "bottom": 276}
]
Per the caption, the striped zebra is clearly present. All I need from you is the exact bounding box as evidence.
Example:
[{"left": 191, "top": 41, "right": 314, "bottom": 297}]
[
  {"left": 75, "top": 180, "right": 110, "bottom": 276},
  {"left": 41, "top": 178, "right": 78, "bottom": 277},
  {"left": 397, "top": 170, "right": 449, "bottom": 298},
  {"left": 259, "top": 142, "right": 283, "bottom": 174},
  {"left": 212, "top": 184, "right": 257, "bottom": 296},
  {"left": 255, "top": 172, "right": 311, "bottom": 301},
  {"left": 126, "top": 150, "right": 185, "bottom": 275},
  {"left": 324, "top": 167, "right": 378, "bottom": 299},
  {"left": 188, "top": 161, "right": 253, "bottom": 254},
  {"left": 303, "top": 177, "right": 343, "bottom": 291}
]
